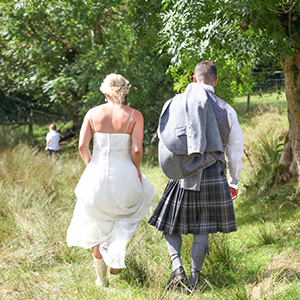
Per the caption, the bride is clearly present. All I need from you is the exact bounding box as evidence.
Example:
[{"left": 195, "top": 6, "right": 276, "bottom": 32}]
[{"left": 66, "top": 73, "right": 155, "bottom": 287}]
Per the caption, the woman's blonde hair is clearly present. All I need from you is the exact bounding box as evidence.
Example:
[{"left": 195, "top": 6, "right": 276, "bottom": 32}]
[{"left": 100, "top": 73, "right": 130, "bottom": 106}]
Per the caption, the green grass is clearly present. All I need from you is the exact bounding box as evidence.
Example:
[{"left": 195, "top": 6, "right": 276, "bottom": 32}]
[{"left": 1, "top": 92, "right": 300, "bottom": 299}]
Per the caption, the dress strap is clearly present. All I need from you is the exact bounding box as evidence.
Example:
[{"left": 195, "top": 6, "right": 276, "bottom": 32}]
[
  {"left": 91, "top": 111, "right": 97, "bottom": 133},
  {"left": 125, "top": 109, "right": 134, "bottom": 134}
]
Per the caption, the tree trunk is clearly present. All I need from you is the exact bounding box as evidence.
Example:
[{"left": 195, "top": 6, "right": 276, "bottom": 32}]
[{"left": 280, "top": 34, "right": 300, "bottom": 185}]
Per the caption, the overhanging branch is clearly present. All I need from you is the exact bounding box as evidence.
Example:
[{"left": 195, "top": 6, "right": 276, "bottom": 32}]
[
  {"left": 229, "top": 0, "right": 247, "bottom": 7},
  {"left": 268, "top": 0, "right": 297, "bottom": 14}
]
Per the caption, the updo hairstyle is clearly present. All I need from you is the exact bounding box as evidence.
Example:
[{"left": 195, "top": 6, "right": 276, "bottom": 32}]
[{"left": 100, "top": 73, "right": 130, "bottom": 106}]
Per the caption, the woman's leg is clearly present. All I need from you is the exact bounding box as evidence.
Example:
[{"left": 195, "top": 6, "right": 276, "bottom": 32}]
[
  {"left": 92, "top": 244, "right": 108, "bottom": 286},
  {"left": 93, "top": 244, "right": 103, "bottom": 259}
]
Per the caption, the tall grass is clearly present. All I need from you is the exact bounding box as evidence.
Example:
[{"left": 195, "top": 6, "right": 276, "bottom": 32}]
[{"left": 1, "top": 93, "right": 300, "bottom": 299}]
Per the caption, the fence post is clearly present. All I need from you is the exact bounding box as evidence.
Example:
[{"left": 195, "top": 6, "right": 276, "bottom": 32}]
[
  {"left": 28, "top": 106, "right": 34, "bottom": 136},
  {"left": 247, "top": 94, "right": 250, "bottom": 111}
]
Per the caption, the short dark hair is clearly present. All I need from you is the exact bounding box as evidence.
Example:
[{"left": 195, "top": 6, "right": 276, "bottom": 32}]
[
  {"left": 50, "top": 123, "right": 56, "bottom": 130},
  {"left": 194, "top": 60, "right": 217, "bottom": 85}
]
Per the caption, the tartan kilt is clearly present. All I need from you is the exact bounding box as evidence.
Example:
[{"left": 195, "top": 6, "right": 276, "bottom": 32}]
[{"left": 148, "top": 161, "right": 236, "bottom": 235}]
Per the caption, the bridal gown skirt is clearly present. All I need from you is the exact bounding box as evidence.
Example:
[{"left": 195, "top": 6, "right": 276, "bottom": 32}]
[{"left": 66, "top": 133, "right": 155, "bottom": 269}]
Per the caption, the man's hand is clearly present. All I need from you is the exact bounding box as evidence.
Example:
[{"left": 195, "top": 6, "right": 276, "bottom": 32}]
[{"left": 230, "top": 187, "right": 238, "bottom": 200}]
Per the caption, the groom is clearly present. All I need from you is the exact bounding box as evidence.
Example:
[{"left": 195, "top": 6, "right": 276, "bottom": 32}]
[{"left": 149, "top": 60, "right": 244, "bottom": 290}]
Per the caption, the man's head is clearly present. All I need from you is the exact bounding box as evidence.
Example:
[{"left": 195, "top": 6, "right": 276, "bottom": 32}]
[{"left": 193, "top": 60, "right": 218, "bottom": 86}]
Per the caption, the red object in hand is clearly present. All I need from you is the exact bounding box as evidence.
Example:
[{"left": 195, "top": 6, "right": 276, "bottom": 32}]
[{"left": 230, "top": 187, "right": 238, "bottom": 200}]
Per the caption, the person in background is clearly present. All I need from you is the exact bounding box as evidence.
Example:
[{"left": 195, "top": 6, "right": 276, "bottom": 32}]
[
  {"left": 45, "top": 123, "right": 60, "bottom": 162},
  {"left": 149, "top": 60, "right": 244, "bottom": 292},
  {"left": 66, "top": 73, "right": 155, "bottom": 287}
]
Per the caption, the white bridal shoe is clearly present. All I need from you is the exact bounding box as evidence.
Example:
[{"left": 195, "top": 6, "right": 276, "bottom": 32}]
[{"left": 93, "top": 255, "right": 109, "bottom": 287}]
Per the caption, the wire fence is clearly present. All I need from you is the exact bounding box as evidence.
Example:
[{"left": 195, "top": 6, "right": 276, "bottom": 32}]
[{"left": 252, "top": 78, "right": 285, "bottom": 93}]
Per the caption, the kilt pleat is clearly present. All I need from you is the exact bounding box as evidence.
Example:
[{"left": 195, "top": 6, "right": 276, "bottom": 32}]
[{"left": 148, "top": 161, "right": 236, "bottom": 235}]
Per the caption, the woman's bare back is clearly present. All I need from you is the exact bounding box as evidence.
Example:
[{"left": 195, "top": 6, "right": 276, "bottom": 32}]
[{"left": 91, "top": 103, "right": 135, "bottom": 134}]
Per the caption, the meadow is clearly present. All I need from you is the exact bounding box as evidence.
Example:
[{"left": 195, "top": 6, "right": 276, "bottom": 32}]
[{"left": 1, "top": 92, "right": 300, "bottom": 299}]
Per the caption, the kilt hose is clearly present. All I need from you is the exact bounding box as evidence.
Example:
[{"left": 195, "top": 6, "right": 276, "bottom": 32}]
[{"left": 148, "top": 161, "right": 236, "bottom": 235}]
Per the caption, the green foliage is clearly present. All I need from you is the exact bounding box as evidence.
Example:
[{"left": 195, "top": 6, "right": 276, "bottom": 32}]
[
  {"left": 0, "top": 125, "right": 39, "bottom": 150},
  {"left": 236, "top": 92, "right": 293, "bottom": 203},
  {"left": 257, "top": 220, "right": 278, "bottom": 245},
  {"left": 258, "top": 184, "right": 300, "bottom": 209},
  {"left": 159, "top": 0, "right": 299, "bottom": 100},
  {"left": 243, "top": 129, "right": 299, "bottom": 207},
  {"left": 0, "top": 0, "right": 175, "bottom": 140},
  {"left": 202, "top": 234, "right": 238, "bottom": 287},
  {"left": 142, "top": 144, "right": 159, "bottom": 167}
]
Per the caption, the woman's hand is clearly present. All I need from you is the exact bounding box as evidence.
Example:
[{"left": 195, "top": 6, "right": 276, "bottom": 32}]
[{"left": 137, "top": 169, "right": 142, "bottom": 180}]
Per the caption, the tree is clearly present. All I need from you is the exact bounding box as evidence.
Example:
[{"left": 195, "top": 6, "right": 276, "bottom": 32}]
[
  {"left": 159, "top": 0, "right": 300, "bottom": 183},
  {"left": 0, "top": 0, "right": 174, "bottom": 141}
]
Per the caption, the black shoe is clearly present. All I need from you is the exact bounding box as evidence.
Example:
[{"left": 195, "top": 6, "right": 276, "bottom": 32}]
[
  {"left": 188, "top": 275, "right": 201, "bottom": 292},
  {"left": 167, "top": 266, "right": 190, "bottom": 291}
]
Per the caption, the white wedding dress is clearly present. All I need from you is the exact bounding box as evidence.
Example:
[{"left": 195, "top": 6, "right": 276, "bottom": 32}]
[{"left": 67, "top": 131, "right": 155, "bottom": 269}]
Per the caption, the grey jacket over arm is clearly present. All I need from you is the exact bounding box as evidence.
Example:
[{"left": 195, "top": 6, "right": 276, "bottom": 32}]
[{"left": 158, "top": 83, "right": 224, "bottom": 188}]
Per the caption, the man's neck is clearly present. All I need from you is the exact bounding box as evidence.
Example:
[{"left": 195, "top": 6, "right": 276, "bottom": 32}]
[{"left": 198, "top": 83, "right": 215, "bottom": 94}]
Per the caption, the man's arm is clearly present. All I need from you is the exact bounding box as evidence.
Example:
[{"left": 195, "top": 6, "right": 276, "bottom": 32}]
[{"left": 225, "top": 104, "right": 244, "bottom": 199}]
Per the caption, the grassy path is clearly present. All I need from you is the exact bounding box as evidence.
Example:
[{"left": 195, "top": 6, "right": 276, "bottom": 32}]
[{"left": 1, "top": 92, "right": 300, "bottom": 299}]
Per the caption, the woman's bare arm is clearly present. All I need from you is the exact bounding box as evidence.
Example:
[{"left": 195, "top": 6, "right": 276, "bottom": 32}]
[
  {"left": 78, "top": 111, "right": 93, "bottom": 165},
  {"left": 131, "top": 110, "right": 144, "bottom": 179}
]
